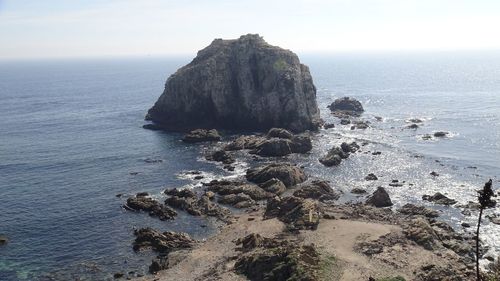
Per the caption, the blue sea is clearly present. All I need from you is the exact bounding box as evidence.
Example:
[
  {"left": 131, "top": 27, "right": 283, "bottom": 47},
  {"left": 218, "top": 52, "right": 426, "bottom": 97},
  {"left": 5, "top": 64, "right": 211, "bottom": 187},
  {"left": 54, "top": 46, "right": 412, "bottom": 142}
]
[{"left": 1, "top": 52, "right": 499, "bottom": 280}]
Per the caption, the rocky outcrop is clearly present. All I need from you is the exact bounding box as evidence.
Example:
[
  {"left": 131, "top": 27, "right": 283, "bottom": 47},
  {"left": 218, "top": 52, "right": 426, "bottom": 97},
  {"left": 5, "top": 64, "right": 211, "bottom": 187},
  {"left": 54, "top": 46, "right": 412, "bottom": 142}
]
[
  {"left": 398, "top": 203, "right": 439, "bottom": 218},
  {"left": 246, "top": 163, "right": 306, "bottom": 187},
  {"left": 366, "top": 187, "right": 393, "bottom": 207},
  {"left": 205, "top": 150, "right": 235, "bottom": 164},
  {"left": 125, "top": 195, "right": 177, "bottom": 221},
  {"left": 164, "top": 188, "right": 231, "bottom": 221},
  {"left": 204, "top": 180, "right": 274, "bottom": 200},
  {"left": 258, "top": 178, "right": 287, "bottom": 195},
  {"left": 422, "top": 192, "right": 457, "bottom": 205},
  {"left": 319, "top": 141, "right": 359, "bottom": 167},
  {"left": 182, "top": 129, "right": 221, "bottom": 143},
  {"left": 133, "top": 227, "right": 195, "bottom": 253},
  {"left": 328, "top": 97, "right": 364, "bottom": 116},
  {"left": 293, "top": 180, "right": 340, "bottom": 202},
  {"left": 265, "top": 196, "right": 321, "bottom": 230},
  {"left": 146, "top": 34, "right": 321, "bottom": 133}
]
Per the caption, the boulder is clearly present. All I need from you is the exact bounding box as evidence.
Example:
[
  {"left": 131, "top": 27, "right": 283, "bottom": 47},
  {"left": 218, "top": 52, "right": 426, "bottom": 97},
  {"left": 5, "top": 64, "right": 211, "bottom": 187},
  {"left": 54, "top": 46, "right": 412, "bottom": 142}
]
[
  {"left": 319, "top": 142, "right": 358, "bottom": 167},
  {"left": 133, "top": 227, "right": 195, "bottom": 253},
  {"left": 165, "top": 192, "right": 231, "bottom": 221},
  {"left": 406, "top": 124, "right": 419, "bottom": 129},
  {"left": 246, "top": 163, "right": 306, "bottom": 187},
  {"left": 204, "top": 180, "right": 273, "bottom": 200},
  {"left": 142, "top": 123, "right": 163, "bottom": 131},
  {"left": 365, "top": 173, "right": 378, "bottom": 181},
  {"left": 265, "top": 196, "right": 321, "bottom": 230},
  {"left": 258, "top": 178, "right": 286, "bottom": 195},
  {"left": 182, "top": 129, "right": 221, "bottom": 143},
  {"left": 366, "top": 187, "right": 393, "bottom": 207},
  {"left": 205, "top": 150, "right": 235, "bottom": 164},
  {"left": 164, "top": 188, "right": 196, "bottom": 198},
  {"left": 266, "top": 128, "right": 293, "bottom": 139},
  {"left": 125, "top": 196, "right": 177, "bottom": 221},
  {"left": 398, "top": 203, "right": 439, "bottom": 218},
  {"left": 293, "top": 180, "right": 340, "bottom": 201},
  {"left": 252, "top": 138, "right": 292, "bottom": 157},
  {"left": 323, "top": 123, "right": 335, "bottom": 129},
  {"left": 146, "top": 34, "right": 321, "bottom": 133},
  {"left": 351, "top": 188, "right": 367, "bottom": 194},
  {"left": 433, "top": 131, "right": 449, "bottom": 138},
  {"left": 224, "top": 135, "right": 266, "bottom": 151},
  {"left": 218, "top": 193, "right": 256, "bottom": 208},
  {"left": 328, "top": 97, "right": 364, "bottom": 116},
  {"left": 422, "top": 192, "right": 457, "bottom": 205},
  {"left": 289, "top": 135, "right": 313, "bottom": 153},
  {"left": 402, "top": 218, "right": 437, "bottom": 250},
  {"left": 149, "top": 256, "right": 169, "bottom": 274}
]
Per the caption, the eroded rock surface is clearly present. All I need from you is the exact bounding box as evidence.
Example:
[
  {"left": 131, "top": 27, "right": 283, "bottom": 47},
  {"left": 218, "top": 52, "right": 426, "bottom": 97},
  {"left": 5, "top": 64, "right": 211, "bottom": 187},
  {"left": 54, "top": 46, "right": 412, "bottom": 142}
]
[
  {"left": 125, "top": 195, "right": 177, "bottom": 221},
  {"left": 146, "top": 34, "right": 321, "bottom": 132},
  {"left": 246, "top": 163, "right": 306, "bottom": 187},
  {"left": 265, "top": 196, "right": 321, "bottom": 230},
  {"left": 293, "top": 180, "right": 340, "bottom": 202},
  {"left": 133, "top": 228, "right": 195, "bottom": 253},
  {"left": 182, "top": 129, "right": 221, "bottom": 143}
]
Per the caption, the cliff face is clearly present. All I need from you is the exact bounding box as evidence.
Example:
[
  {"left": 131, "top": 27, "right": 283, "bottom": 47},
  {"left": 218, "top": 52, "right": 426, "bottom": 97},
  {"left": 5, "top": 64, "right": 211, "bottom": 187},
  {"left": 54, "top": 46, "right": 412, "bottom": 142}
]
[{"left": 146, "top": 34, "right": 321, "bottom": 133}]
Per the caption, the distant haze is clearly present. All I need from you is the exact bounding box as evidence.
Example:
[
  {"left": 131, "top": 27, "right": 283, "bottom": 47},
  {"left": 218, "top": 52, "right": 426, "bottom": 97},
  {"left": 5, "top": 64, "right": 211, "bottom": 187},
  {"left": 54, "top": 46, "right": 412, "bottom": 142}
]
[{"left": 1, "top": 0, "right": 500, "bottom": 59}]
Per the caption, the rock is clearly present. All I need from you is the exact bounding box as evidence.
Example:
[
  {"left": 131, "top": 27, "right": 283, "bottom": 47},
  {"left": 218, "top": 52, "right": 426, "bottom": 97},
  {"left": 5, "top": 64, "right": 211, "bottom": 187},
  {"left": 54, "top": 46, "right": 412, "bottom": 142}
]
[
  {"left": 289, "top": 135, "right": 313, "bottom": 154},
  {"left": 372, "top": 151, "right": 382, "bottom": 155},
  {"left": 375, "top": 116, "right": 383, "bottom": 121},
  {"left": 422, "top": 192, "right": 457, "bottom": 205},
  {"left": 165, "top": 192, "right": 231, "bottom": 221},
  {"left": 398, "top": 203, "right": 439, "bottom": 218},
  {"left": 252, "top": 138, "right": 292, "bottom": 157},
  {"left": 323, "top": 123, "right": 335, "bottom": 129},
  {"left": 146, "top": 34, "right": 321, "bottom": 133},
  {"left": 406, "top": 124, "right": 419, "bottom": 129},
  {"left": 133, "top": 227, "right": 195, "bottom": 253},
  {"left": 433, "top": 131, "right": 449, "bottom": 138},
  {"left": 258, "top": 178, "right": 286, "bottom": 195},
  {"left": 113, "top": 272, "right": 124, "bottom": 279},
  {"left": 204, "top": 180, "right": 273, "bottom": 200},
  {"left": 235, "top": 238, "right": 320, "bottom": 281},
  {"left": 149, "top": 256, "right": 169, "bottom": 274},
  {"left": 340, "top": 119, "right": 351, "bottom": 125},
  {"left": 366, "top": 187, "right": 393, "bottom": 207},
  {"left": 164, "top": 188, "right": 196, "bottom": 198},
  {"left": 487, "top": 214, "right": 500, "bottom": 225},
  {"left": 246, "top": 163, "right": 306, "bottom": 187},
  {"left": 136, "top": 192, "right": 149, "bottom": 197},
  {"left": 224, "top": 135, "right": 266, "bottom": 151},
  {"left": 328, "top": 97, "right": 364, "bottom": 116},
  {"left": 293, "top": 180, "right": 340, "bottom": 201},
  {"left": 403, "top": 218, "right": 437, "bottom": 250},
  {"left": 125, "top": 196, "right": 177, "bottom": 221},
  {"left": 353, "top": 120, "right": 370, "bottom": 129},
  {"left": 142, "top": 123, "right": 163, "bottom": 130},
  {"left": 182, "top": 129, "right": 221, "bottom": 143},
  {"left": 408, "top": 118, "right": 423, "bottom": 123},
  {"left": 265, "top": 196, "right": 321, "bottom": 230},
  {"left": 341, "top": 141, "right": 360, "bottom": 153},
  {"left": 0, "top": 235, "right": 8, "bottom": 245},
  {"left": 422, "top": 134, "right": 433, "bottom": 140},
  {"left": 430, "top": 171, "right": 439, "bottom": 177},
  {"left": 351, "top": 188, "right": 367, "bottom": 194},
  {"left": 218, "top": 193, "right": 256, "bottom": 208},
  {"left": 365, "top": 173, "right": 378, "bottom": 181},
  {"left": 319, "top": 142, "right": 358, "bottom": 167},
  {"left": 266, "top": 128, "right": 293, "bottom": 139},
  {"left": 204, "top": 191, "right": 215, "bottom": 200},
  {"left": 205, "top": 150, "right": 235, "bottom": 164},
  {"left": 461, "top": 222, "right": 471, "bottom": 228}
]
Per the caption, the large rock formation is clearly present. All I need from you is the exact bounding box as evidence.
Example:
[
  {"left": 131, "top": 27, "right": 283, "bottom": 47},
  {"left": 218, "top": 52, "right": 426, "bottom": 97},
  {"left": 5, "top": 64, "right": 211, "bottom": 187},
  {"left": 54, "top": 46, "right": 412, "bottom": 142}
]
[{"left": 146, "top": 34, "right": 321, "bottom": 133}]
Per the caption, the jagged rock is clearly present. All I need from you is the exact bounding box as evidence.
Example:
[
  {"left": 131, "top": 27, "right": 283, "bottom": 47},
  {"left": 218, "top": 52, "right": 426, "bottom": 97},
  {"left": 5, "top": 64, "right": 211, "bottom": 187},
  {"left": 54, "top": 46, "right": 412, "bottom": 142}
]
[
  {"left": 125, "top": 196, "right": 177, "bottom": 221},
  {"left": 224, "top": 135, "right": 266, "bottom": 151},
  {"left": 352, "top": 120, "right": 370, "bottom": 129},
  {"left": 351, "top": 188, "right": 367, "bottom": 194},
  {"left": 328, "top": 97, "right": 364, "bottom": 116},
  {"left": 289, "top": 135, "right": 313, "bottom": 153},
  {"left": 133, "top": 228, "right": 195, "bottom": 253},
  {"left": 182, "top": 129, "right": 221, "bottom": 143},
  {"left": 402, "top": 218, "right": 437, "bottom": 250},
  {"left": 218, "top": 193, "right": 256, "bottom": 208},
  {"left": 433, "top": 131, "right": 449, "bottom": 137},
  {"left": 164, "top": 188, "right": 196, "bottom": 198},
  {"left": 266, "top": 128, "right": 293, "bottom": 139},
  {"left": 258, "top": 178, "right": 286, "bottom": 195},
  {"left": 265, "top": 196, "right": 321, "bottom": 230},
  {"left": 246, "top": 163, "right": 306, "bottom": 187},
  {"left": 293, "top": 180, "right": 340, "bottom": 202},
  {"left": 204, "top": 180, "right": 272, "bottom": 200},
  {"left": 365, "top": 173, "right": 378, "bottom": 181},
  {"left": 205, "top": 150, "right": 235, "bottom": 164},
  {"left": 149, "top": 256, "right": 169, "bottom": 274},
  {"left": 422, "top": 192, "right": 457, "bottom": 205},
  {"left": 165, "top": 193, "right": 231, "bottom": 221},
  {"left": 252, "top": 138, "right": 292, "bottom": 157},
  {"left": 366, "top": 187, "right": 393, "bottom": 207},
  {"left": 319, "top": 142, "right": 358, "bottom": 167},
  {"left": 235, "top": 237, "right": 320, "bottom": 281},
  {"left": 146, "top": 34, "right": 321, "bottom": 133},
  {"left": 398, "top": 203, "right": 439, "bottom": 218}
]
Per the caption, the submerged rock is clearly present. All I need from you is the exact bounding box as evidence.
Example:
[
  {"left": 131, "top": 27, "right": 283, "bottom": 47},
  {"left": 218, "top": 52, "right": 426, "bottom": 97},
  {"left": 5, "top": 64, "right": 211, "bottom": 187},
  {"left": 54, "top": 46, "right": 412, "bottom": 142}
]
[
  {"left": 182, "top": 129, "right": 221, "bottom": 143},
  {"left": 422, "top": 192, "right": 457, "bottom": 205},
  {"left": 328, "top": 97, "right": 364, "bottom": 116},
  {"left": 146, "top": 34, "right": 321, "bottom": 133},
  {"left": 246, "top": 163, "right": 306, "bottom": 187},
  {"left": 366, "top": 187, "right": 393, "bottom": 207}
]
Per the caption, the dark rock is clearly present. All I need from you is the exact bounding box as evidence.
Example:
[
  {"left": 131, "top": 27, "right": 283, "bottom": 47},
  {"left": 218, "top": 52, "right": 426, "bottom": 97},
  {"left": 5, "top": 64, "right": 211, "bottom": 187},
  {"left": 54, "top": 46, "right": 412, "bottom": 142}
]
[
  {"left": 422, "top": 134, "right": 433, "bottom": 140},
  {"left": 205, "top": 150, "right": 235, "bottom": 164},
  {"left": 422, "top": 192, "right": 457, "bottom": 205},
  {"left": 289, "top": 135, "right": 313, "bottom": 154},
  {"left": 142, "top": 123, "right": 163, "bottom": 131},
  {"left": 375, "top": 116, "right": 383, "bottom": 121},
  {"left": 408, "top": 118, "right": 423, "bottom": 123},
  {"left": 133, "top": 227, "right": 195, "bottom": 253},
  {"left": 224, "top": 135, "right": 265, "bottom": 151},
  {"left": 403, "top": 218, "right": 437, "bottom": 250},
  {"left": 351, "top": 188, "right": 367, "bottom": 194},
  {"left": 165, "top": 192, "right": 231, "bottom": 221},
  {"left": 218, "top": 193, "right": 256, "bottom": 208},
  {"left": 319, "top": 142, "right": 358, "bottom": 167},
  {"left": 194, "top": 175, "right": 204, "bottom": 180},
  {"left": 164, "top": 188, "right": 196, "bottom": 198},
  {"left": 258, "top": 178, "right": 286, "bottom": 195},
  {"left": 252, "top": 138, "right": 292, "bottom": 157},
  {"left": 340, "top": 119, "right": 351, "bottom": 125},
  {"left": 293, "top": 180, "right": 340, "bottom": 201},
  {"left": 0, "top": 235, "right": 8, "bottom": 245},
  {"left": 398, "top": 203, "right": 439, "bottom": 218},
  {"left": 366, "top": 187, "right": 393, "bottom": 207},
  {"left": 433, "top": 131, "right": 449, "bottom": 138},
  {"left": 146, "top": 34, "right": 321, "bottom": 133},
  {"left": 328, "top": 97, "right": 364, "bottom": 116},
  {"left": 353, "top": 120, "right": 370, "bottom": 129},
  {"left": 372, "top": 151, "right": 382, "bottom": 155},
  {"left": 266, "top": 128, "right": 293, "bottom": 139},
  {"left": 125, "top": 196, "right": 177, "bottom": 221},
  {"left": 265, "top": 196, "right": 321, "bottom": 230},
  {"left": 341, "top": 141, "right": 359, "bottom": 153},
  {"left": 406, "top": 124, "right": 419, "bottom": 129},
  {"left": 246, "top": 163, "right": 306, "bottom": 187},
  {"left": 365, "top": 173, "right": 378, "bottom": 181},
  {"left": 136, "top": 192, "right": 149, "bottom": 197},
  {"left": 204, "top": 180, "right": 272, "bottom": 200},
  {"left": 323, "top": 123, "right": 335, "bottom": 129},
  {"left": 144, "top": 158, "right": 162, "bottom": 163},
  {"left": 182, "top": 129, "right": 221, "bottom": 143},
  {"left": 430, "top": 171, "right": 439, "bottom": 177},
  {"left": 149, "top": 256, "right": 169, "bottom": 274},
  {"left": 461, "top": 222, "right": 471, "bottom": 228},
  {"left": 113, "top": 272, "right": 124, "bottom": 279}
]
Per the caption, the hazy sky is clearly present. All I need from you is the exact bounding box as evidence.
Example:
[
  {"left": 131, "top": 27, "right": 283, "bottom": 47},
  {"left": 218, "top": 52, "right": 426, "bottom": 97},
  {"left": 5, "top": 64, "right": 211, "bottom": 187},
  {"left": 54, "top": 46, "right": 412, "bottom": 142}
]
[{"left": 1, "top": 0, "right": 500, "bottom": 59}]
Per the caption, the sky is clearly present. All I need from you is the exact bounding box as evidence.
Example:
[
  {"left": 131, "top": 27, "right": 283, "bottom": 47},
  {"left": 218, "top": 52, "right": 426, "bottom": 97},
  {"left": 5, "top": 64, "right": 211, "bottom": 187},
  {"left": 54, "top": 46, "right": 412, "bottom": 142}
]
[{"left": 1, "top": 0, "right": 500, "bottom": 59}]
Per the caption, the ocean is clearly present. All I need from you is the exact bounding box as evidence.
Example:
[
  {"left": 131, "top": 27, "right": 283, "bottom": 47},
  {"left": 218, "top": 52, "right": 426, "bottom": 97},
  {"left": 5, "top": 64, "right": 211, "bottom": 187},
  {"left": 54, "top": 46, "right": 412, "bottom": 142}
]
[{"left": 0, "top": 52, "right": 499, "bottom": 280}]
